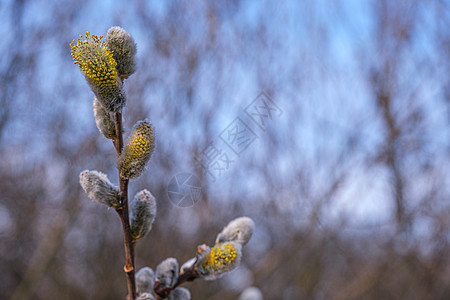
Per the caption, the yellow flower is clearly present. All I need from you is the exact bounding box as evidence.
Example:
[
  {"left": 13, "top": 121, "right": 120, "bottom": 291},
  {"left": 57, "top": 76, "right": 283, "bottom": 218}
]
[
  {"left": 70, "top": 31, "right": 125, "bottom": 112},
  {"left": 197, "top": 242, "right": 242, "bottom": 280},
  {"left": 118, "top": 120, "right": 155, "bottom": 179},
  {"left": 204, "top": 242, "right": 238, "bottom": 266}
]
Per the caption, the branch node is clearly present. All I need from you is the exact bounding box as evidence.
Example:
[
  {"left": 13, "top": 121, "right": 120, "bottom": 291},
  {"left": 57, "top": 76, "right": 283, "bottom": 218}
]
[{"left": 124, "top": 265, "right": 134, "bottom": 273}]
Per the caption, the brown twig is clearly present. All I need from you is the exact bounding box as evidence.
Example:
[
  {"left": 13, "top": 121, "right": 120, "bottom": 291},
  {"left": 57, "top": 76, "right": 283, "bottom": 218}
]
[{"left": 113, "top": 111, "right": 137, "bottom": 300}]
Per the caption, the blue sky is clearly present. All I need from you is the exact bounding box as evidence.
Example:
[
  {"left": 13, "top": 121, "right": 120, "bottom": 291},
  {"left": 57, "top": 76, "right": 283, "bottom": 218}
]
[{"left": 0, "top": 0, "right": 448, "bottom": 238}]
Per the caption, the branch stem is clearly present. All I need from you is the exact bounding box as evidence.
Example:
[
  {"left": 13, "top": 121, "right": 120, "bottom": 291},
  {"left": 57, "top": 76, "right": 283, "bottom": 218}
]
[{"left": 113, "top": 111, "right": 137, "bottom": 300}]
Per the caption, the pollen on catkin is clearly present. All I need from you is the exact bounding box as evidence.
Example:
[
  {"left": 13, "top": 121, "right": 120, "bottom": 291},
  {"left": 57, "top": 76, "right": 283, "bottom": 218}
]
[
  {"left": 130, "top": 190, "right": 157, "bottom": 240},
  {"left": 79, "top": 170, "right": 121, "bottom": 207},
  {"left": 117, "top": 120, "right": 155, "bottom": 179},
  {"left": 105, "top": 26, "right": 137, "bottom": 79},
  {"left": 70, "top": 31, "right": 126, "bottom": 112},
  {"left": 93, "top": 97, "right": 116, "bottom": 139},
  {"left": 196, "top": 242, "right": 242, "bottom": 280}
]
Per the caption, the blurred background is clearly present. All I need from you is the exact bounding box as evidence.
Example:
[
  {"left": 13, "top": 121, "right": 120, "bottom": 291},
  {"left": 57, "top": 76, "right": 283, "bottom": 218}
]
[{"left": 1, "top": 1, "right": 450, "bottom": 299}]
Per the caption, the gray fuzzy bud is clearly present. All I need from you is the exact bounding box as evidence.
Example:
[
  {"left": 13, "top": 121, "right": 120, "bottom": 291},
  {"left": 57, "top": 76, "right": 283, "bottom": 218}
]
[
  {"left": 130, "top": 190, "right": 157, "bottom": 240},
  {"left": 168, "top": 287, "right": 191, "bottom": 300},
  {"left": 79, "top": 170, "right": 120, "bottom": 207},
  {"left": 137, "top": 293, "right": 155, "bottom": 300},
  {"left": 238, "top": 287, "right": 263, "bottom": 300},
  {"left": 215, "top": 217, "right": 255, "bottom": 246},
  {"left": 156, "top": 258, "right": 179, "bottom": 289},
  {"left": 136, "top": 267, "right": 155, "bottom": 294},
  {"left": 105, "top": 26, "right": 137, "bottom": 79},
  {"left": 180, "top": 258, "right": 196, "bottom": 275},
  {"left": 93, "top": 97, "right": 116, "bottom": 139}
]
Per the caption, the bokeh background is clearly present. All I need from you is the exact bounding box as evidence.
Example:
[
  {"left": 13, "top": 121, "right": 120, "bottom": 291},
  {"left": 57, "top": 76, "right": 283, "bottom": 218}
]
[{"left": 1, "top": 1, "right": 450, "bottom": 299}]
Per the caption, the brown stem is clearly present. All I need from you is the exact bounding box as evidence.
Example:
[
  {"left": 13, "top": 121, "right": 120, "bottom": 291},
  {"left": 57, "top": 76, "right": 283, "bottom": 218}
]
[
  {"left": 113, "top": 111, "right": 136, "bottom": 300},
  {"left": 113, "top": 112, "right": 124, "bottom": 157}
]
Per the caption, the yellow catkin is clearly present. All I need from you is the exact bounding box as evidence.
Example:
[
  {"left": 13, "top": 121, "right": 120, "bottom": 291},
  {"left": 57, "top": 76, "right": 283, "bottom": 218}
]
[
  {"left": 118, "top": 121, "right": 155, "bottom": 179},
  {"left": 70, "top": 31, "right": 125, "bottom": 112},
  {"left": 203, "top": 243, "right": 237, "bottom": 269},
  {"left": 196, "top": 241, "right": 242, "bottom": 279},
  {"left": 70, "top": 32, "right": 117, "bottom": 86}
]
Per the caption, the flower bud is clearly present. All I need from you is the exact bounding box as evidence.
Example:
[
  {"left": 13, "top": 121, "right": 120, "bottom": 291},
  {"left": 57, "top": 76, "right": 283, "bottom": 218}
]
[
  {"left": 137, "top": 293, "right": 155, "bottom": 300},
  {"left": 130, "top": 190, "right": 157, "bottom": 240},
  {"left": 155, "top": 258, "right": 179, "bottom": 289},
  {"left": 70, "top": 31, "right": 126, "bottom": 112},
  {"left": 79, "top": 170, "right": 120, "bottom": 207},
  {"left": 117, "top": 120, "right": 155, "bottom": 179},
  {"left": 215, "top": 217, "right": 255, "bottom": 246},
  {"left": 93, "top": 97, "right": 116, "bottom": 139},
  {"left": 136, "top": 267, "right": 155, "bottom": 294},
  {"left": 168, "top": 287, "right": 191, "bottom": 300},
  {"left": 238, "top": 287, "right": 263, "bottom": 300},
  {"left": 196, "top": 242, "right": 242, "bottom": 280},
  {"left": 105, "top": 26, "right": 137, "bottom": 79},
  {"left": 180, "top": 258, "right": 196, "bottom": 275}
]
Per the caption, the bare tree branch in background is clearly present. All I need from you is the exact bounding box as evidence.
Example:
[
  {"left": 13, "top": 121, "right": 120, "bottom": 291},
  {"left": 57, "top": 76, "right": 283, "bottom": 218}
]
[{"left": 1, "top": 1, "right": 450, "bottom": 299}]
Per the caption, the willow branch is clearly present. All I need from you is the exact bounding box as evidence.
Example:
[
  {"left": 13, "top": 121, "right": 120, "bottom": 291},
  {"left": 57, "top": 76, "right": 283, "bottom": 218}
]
[{"left": 113, "top": 111, "right": 136, "bottom": 300}]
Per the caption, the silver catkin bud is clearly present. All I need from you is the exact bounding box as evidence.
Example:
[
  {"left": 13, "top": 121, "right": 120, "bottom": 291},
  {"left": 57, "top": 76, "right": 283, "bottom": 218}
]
[
  {"left": 155, "top": 258, "right": 179, "bottom": 289},
  {"left": 215, "top": 217, "right": 255, "bottom": 246},
  {"left": 136, "top": 267, "right": 155, "bottom": 294},
  {"left": 180, "top": 258, "right": 196, "bottom": 275},
  {"left": 168, "top": 287, "right": 191, "bottom": 300},
  {"left": 137, "top": 293, "right": 155, "bottom": 300},
  {"left": 105, "top": 26, "right": 137, "bottom": 79},
  {"left": 238, "top": 287, "right": 263, "bottom": 300},
  {"left": 79, "top": 170, "right": 120, "bottom": 207},
  {"left": 130, "top": 190, "right": 157, "bottom": 240},
  {"left": 93, "top": 97, "right": 116, "bottom": 139}
]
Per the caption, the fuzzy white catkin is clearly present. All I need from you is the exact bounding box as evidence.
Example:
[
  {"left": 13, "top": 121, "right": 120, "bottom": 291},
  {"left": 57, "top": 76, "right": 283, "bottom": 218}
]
[
  {"left": 180, "top": 258, "right": 196, "bottom": 275},
  {"left": 136, "top": 267, "right": 155, "bottom": 294},
  {"left": 137, "top": 293, "right": 155, "bottom": 300},
  {"left": 168, "top": 287, "right": 191, "bottom": 300},
  {"left": 130, "top": 190, "right": 157, "bottom": 240},
  {"left": 155, "top": 258, "right": 179, "bottom": 289},
  {"left": 215, "top": 217, "right": 255, "bottom": 245},
  {"left": 238, "top": 287, "right": 263, "bottom": 300},
  {"left": 79, "top": 170, "right": 120, "bottom": 207},
  {"left": 93, "top": 97, "right": 116, "bottom": 139},
  {"left": 105, "top": 26, "right": 137, "bottom": 78}
]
